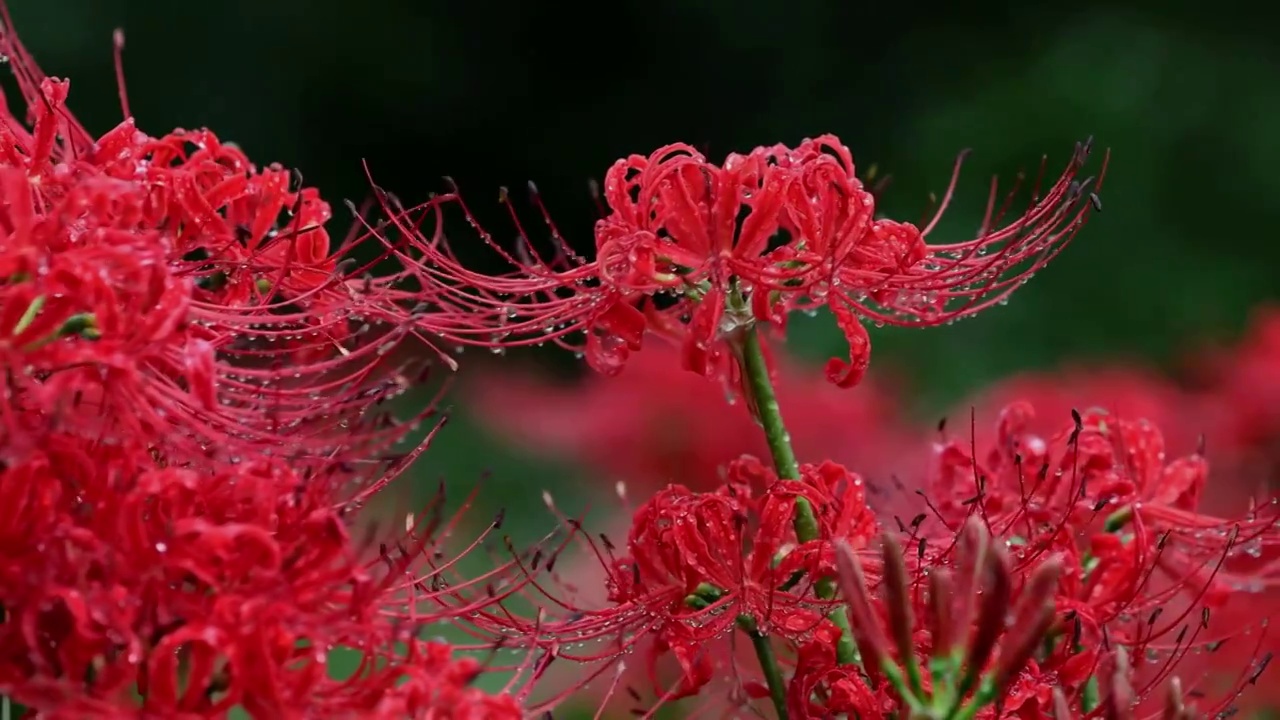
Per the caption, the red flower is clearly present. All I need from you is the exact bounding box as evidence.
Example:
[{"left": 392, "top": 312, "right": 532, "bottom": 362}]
[
  {"left": 353, "top": 640, "right": 525, "bottom": 720},
  {"left": 511, "top": 403, "right": 1276, "bottom": 717},
  {"left": 464, "top": 342, "right": 913, "bottom": 495},
  {"left": 947, "top": 365, "right": 1194, "bottom": 455},
  {"left": 378, "top": 135, "right": 1105, "bottom": 387},
  {"left": 1188, "top": 305, "right": 1280, "bottom": 495},
  {"left": 0, "top": 23, "right": 428, "bottom": 474},
  {"left": 0, "top": 424, "right": 531, "bottom": 716},
  {"left": 0, "top": 13, "right": 531, "bottom": 717},
  {"left": 1194, "top": 306, "right": 1280, "bottom": 447},
  {"left": 786, "top": 635, "right": 887, "bottom": 718},
  {"left": 921, "top": 402, "right": 1277, "bottom": 714},
  {"left": 497, "top": 456, "right": 877, "bottom": 715}
]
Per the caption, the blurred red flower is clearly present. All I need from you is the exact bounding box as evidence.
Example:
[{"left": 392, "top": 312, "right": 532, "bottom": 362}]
[{"left": 465, "top": 343, "right": 915, "bottom": 499}]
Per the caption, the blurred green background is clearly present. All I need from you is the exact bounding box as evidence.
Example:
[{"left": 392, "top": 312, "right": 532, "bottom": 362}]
[{"left": 12, "top": 0, "right": 1279, "bottom": 713}]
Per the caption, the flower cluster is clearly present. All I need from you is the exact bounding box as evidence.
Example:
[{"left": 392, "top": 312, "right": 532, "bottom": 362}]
[
  {"left": 378, "top": 134, "right": 1105, "bottom": 389},
  {"left": 410, "top": 110, "right": 1278, "bottom": 715},
  {"left": 3, "top": 6, "right": 1275, "bottom": 719},
  {"left": 490, "top": 403, "right": 1272, "bottom": 718},
  {"left": 0, "top": 55, "right": 420, "bottom": 471},
  {"left": 0, "top": 15, "right": 532, "bottom": 718}
]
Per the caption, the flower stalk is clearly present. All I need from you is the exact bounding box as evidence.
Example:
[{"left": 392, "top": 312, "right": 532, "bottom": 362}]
[
  {"left": 732, "top": 314, "right": 871, "bottom": 717},
  {"left": 739, "top": 322, "right": 799, "bottom": 479},
  {"left": 738, "top": 614, "right": 790, "bottom": 718},
  {"left": 738, "top": 323, "right": 860, "bottom": 656}
]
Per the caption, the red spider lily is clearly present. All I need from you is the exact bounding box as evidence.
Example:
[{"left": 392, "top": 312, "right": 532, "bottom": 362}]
[
  {"left": 0, "top": 424, "right": 541, "bottom": 717},
  {"left": 494, "top": 402, "right": 1276, "bottom": 718},
  {"left": 372, "top": 134, "right": 1105, "bottom": 387},
  {"left": 481, "top": 455, "right": 878, "bottom": 716},
  {"left": 463, "top": 342, "right": 913, "bottom": 496},
  {"left": 939, "top": 363, "right": 1279, "bottom": 520},
  {"left": 919, "top": 402, "right": 1276, "bottom": 715},
  {"left": 945, "top": 366, "right": 1194, "bottom": 455},
  {"left": 0, "top": 15, "right": 433, "bottom": 474},
  {"left": 785, "top": 635, "right": 888, "bottom": 718},
  {"left": 0, "top": 12, "right": 546, "bottom": 717}
]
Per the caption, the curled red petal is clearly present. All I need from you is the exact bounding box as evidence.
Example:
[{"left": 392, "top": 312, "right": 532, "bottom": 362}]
[{"left": 824, "top": 300, "right": 871, "bottom": 388}]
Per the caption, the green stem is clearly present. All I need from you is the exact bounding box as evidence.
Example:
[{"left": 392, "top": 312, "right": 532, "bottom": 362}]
[
  {"left": 795, "top": 499, "right": 860, "bottom": 666},
  {"left": 735, "top": 322, "right": 863, "bottom": 719},
  {"left": 739, "top": 325, "right": 799, "bottom": 480},
  {"left": 828, "top": 607, "right": 859, "bottom": 666},
  {"left": 738, "top": 615, "right": 789, "bottom": 719}
]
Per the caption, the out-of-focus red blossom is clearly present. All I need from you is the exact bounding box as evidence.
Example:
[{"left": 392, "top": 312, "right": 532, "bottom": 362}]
[
  {"left": 1191, "top": 305, "right": 1280, "bottom": 487},
  {"left": 0, "top": 13, "right": 535, "bottom": 718},
  {"left": 492, "top": 455, "right": 878, "bottom": 715},
  {"left": 360, "top": 641, "right": 524, "bottom": 719},
  {"left": 464, "top": 343, "right": 914, "bottom": 495},
  {"left": 375, "top": 134, "right": 1105, "bottom": 388}
]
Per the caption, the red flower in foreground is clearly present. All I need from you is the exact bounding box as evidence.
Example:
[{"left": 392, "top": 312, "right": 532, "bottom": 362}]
[
  {"left": 494, "top": 403, "right": 1274, "bottom": 718},
  {"left": 921, "top": 403, "right": 1276, "bottom": 715},
  {"left": 493, "top": 456, "right": 879, "bottom": 715},
  {"left": 0, "top": 20, "right": 426, "bottom": 474},
  {"left": 378, "top": 135, "right": 1106, "bottom": 387},
  {"left": 0, "top": 13, "right": 536, "bottom": 717},
  {"left": 0, "top": 428, "right": 534, "bottom": 716}
]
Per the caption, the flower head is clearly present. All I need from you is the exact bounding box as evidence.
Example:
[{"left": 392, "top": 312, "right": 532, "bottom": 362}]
[
  {"left": 492, "top": 401, "right": 1276, "bottom": 718},
  {"left": 0, "top": 13, "right": 536, "bottom": 716},
  {"left": 1188, "top": 305, "right": 1280, "bottom": 500},
  {"left": 379, "top": 135, "right": 1105, "bottom": 387},
  {"left": 0, "top": 19, "right": 432, "bottom": 474},
  {"left": 918, "top": 402, "right": 1277, "bottom": 715},
  {"left": 0, "top": 420, "right": 538, "bottom": 716},
  {"left": 489, "top": 455, "right": 877, "bottom": 715}
]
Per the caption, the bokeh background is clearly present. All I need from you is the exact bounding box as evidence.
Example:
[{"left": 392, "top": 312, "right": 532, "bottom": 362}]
[{"left": 13, "top": 0, "right": 1279, "bottom": 715}]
